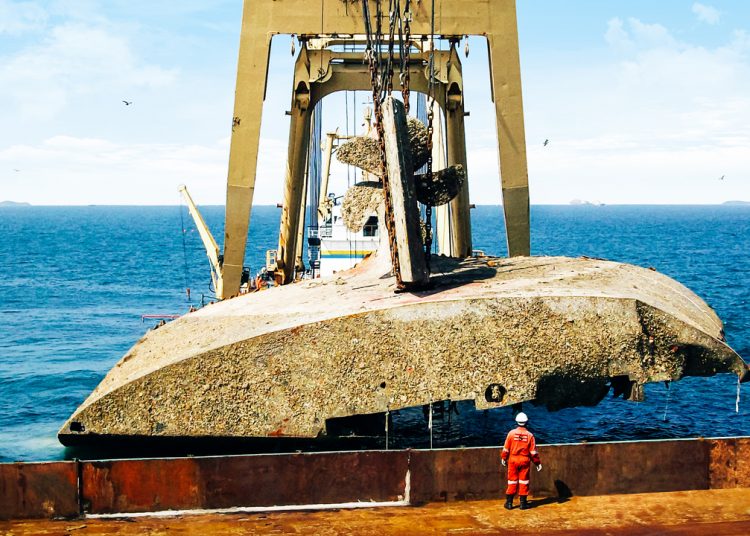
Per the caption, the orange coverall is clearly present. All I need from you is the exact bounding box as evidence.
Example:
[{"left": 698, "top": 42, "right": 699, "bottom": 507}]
[{"left": 501, "top": 426, "right": 541, "bottom": 496}]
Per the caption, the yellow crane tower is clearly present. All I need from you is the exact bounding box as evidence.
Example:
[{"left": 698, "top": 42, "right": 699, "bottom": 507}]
[{"left": 182, "top": 0, "right": 529, "bottom": 299}]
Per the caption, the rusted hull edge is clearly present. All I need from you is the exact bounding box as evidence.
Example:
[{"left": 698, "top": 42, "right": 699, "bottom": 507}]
[{"left": 2, "top": 437, "right": 750, "bottom": 520}]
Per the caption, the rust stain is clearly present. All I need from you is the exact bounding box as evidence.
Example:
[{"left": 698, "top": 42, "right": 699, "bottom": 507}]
[
  {"left": 6, "top": 488, "right": 750, "bottom": 535},
  {"left": 3, "top": 438, "right": 750, "bottom": 520},
  {"left": 0, "top": 462, "right": 78, "bottom": 520}
]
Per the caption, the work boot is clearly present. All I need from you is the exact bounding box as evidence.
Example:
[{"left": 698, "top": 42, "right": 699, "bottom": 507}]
[
  {"left": 519, "top": 496, "right": 530, "bottom": 510},
  {"left": 504, "top": 495, "right": 514, "bottom": 510}
]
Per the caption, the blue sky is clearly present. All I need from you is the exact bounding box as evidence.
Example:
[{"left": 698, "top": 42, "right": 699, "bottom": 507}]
[{"left": 1, "top": 1, "right": 749, "bottom": 205}]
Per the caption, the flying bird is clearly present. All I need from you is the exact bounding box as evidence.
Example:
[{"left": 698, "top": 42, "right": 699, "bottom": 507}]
[
  {"left": 543, "top": 139, "right": 549, "bottom": 147},
  {"left": 122, "top": 100, "right": 133, "bottom": 106},
  {"left": 13, "top": 169, "right": 20, "bottom": 172},
  {"left": 719, "top": 175, "right": 725, "bottom": 181}
]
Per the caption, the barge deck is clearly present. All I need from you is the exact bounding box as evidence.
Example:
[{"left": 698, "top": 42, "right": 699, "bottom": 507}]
[{"left": 5, "top": 488, "right": 750, "bottom": 535}]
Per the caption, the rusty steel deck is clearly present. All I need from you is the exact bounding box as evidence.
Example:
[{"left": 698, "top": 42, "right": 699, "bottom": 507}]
[
  {"left": 4, "top": 489, "right": 750, "bottom": 535},
  {"left": 2, "top": 437, "right": 750, "bottom": 521}
]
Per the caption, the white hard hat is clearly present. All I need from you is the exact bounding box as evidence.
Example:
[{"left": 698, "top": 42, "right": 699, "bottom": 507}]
[{"left": 515, "top": 412, "right": 529, "bottom": 424}]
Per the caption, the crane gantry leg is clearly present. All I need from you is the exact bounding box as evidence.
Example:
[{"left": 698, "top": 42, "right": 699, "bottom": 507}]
[
  {"left": 217, "top": 0, "right": 530, "bottom": 297},
  {"left": 488, "top": 16, "right": 531, "bottom": 257},
  {"left": 220, "top": 19, "right": 272, "bottom": 298}
]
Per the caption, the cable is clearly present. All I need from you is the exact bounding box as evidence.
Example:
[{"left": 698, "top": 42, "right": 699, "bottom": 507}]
[
  {"left": 178, "top": 198, "right": 191, "bottom": 302},
  {"left": 428, "top": 398, "right": 434, "bottom": 449}
]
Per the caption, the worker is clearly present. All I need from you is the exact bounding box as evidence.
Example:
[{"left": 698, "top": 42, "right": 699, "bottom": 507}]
[{"left": 501, "top": 412, "right": 542, "bottom": 510}]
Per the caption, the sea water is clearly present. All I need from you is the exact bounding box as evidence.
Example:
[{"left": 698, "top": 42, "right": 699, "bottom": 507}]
[{"left": 0, "top": 205, "right": 748, "bottom": 461}]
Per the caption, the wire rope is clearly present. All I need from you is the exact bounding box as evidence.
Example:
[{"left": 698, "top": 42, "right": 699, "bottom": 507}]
[{"left": 178, "top": 197, "right": 191, "bottom": 302}]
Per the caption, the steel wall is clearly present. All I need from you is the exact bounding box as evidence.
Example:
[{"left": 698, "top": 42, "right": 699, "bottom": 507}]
[
  {"left": 529, "top": 440, "right": 710, "bottom": 498},
  {"left": 2, "top": 437, "right": 749, "bottom": 520},
  {"left": 82, "top": 450, "right": 410, "bottom": 514},
  {"left": 709, "top": 437, "right": 750, "bottom": 489},
  {"left": 0, "top": 462, "right": 79, "bottom": 520}
]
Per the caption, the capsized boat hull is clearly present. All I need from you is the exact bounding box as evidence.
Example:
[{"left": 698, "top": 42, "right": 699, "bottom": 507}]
[{"left": 59, "top": 254, "right": 749, "bottom": 445}]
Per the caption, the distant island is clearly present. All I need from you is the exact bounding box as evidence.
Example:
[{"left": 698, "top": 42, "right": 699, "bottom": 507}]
[
  {"left": 570, "top": 199, "right": 605, "bottom": 207},
  {"left": 0, "top": 200, "right": 31, "bottom": 207},
  {"left": 723, "top": 200, "right": 750, "bottom": 206}
]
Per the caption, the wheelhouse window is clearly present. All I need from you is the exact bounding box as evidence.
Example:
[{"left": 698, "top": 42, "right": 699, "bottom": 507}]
[{"left": 363, "top": 216, "right": 378, "bottom": 237}]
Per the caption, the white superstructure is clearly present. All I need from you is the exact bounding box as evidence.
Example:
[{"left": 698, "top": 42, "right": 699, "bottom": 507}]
[{"left": 309, "top": 194, "right": 379, "bottom": 278}]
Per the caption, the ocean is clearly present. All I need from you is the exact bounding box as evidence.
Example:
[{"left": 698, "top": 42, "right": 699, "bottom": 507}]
[{"left": 0, "top": 204, "right": 748, "bottom": 462}]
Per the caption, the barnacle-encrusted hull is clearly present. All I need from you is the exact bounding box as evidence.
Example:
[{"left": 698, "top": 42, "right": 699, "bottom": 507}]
[{"left": 59, "top": 253, "right": 749, "bottom": 445}]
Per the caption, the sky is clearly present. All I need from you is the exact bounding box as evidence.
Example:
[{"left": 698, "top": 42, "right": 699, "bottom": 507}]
[{"left": 1, "top": 0, "right": 749, "bottom": 205}]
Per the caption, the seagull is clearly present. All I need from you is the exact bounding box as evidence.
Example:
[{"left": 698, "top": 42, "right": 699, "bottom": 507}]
[
  {"left": 719, "top": 175, "right": 725, "bottom": 181},
  {"left": 122, "top": 100, "right": 133, "bottom": 106},
  {"left": 543, "top": 139, "right": 549, "bottom": 147}
]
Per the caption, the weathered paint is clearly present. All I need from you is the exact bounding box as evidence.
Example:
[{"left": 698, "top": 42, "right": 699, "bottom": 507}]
[
  {"left": 82, "top": 450, "right": 409, "bottom": 515},
  {"left": 8, "top": 488, "right": 750, "bottom": 535},
  {"left": 709, "top": 437, "right": 750, "bottom": 489},
  {"left": 3, "top": 438, "right": 750, "bottom": 520},
  {"left": 0, "top": 462, "right": 78, "bottom": 520},
  {"left": 530, "top": 440, "right": 710, "bottom": 497},
  {"left": 409, "top": 448, "right": 503, "bottom": 504},
  {"left": 408, "top": 439, "right": 714, "bottom": 504},
  {"left": 82, "top": 458, "right": 202, "bottom": 514},
  {"left": 200, "top": 450, "right": 408, "bottom": 510}
]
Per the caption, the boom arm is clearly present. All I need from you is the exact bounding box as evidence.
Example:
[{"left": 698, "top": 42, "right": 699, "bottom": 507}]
[
  {"left": 179, "top": 185, "right": 222, "bottom": 294},
  {"left": 317, "top": 131, "right": 337, "bottom": 224}
]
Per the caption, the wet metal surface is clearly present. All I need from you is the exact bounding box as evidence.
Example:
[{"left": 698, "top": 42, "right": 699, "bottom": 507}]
[
  {"left": 710, "top": 437, "right": 750, "bottom": 489},
  {"left": 0, "top": 462, "right": 78, "bottom": 520},
  {"left": 3, "top": 488, "right": 750, "bottom": 535},
  {"left": 530, "top": 439, "right": 710, "bottom": 497},
  {"left": 82, "top": 451, "right": 408, "bottom": 515},
  {"left": 81, "top": 439, "right": 726, "bottom": 516},
  {"left": 2, "top": 437, "right": 750, "bottom": 520}
]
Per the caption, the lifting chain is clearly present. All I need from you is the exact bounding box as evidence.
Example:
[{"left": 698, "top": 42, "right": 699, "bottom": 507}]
[
  {"left": 363, "top": 0, "right": 404, "bottom": 288},
  {"left": 363, "top": 0, "right": 431, "bottom": 286},
  {"left": 401, "top": 0, "right": 412, "bottom": 113},
  {"left": 424, "top": 0, "right": 436, "bottom": 269}
]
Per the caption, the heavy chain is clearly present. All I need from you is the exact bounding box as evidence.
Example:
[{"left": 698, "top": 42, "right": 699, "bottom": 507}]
[
  {"left": 363, "top": 0, "right": 403, "bottom": 287},
  {"left": 385, "top": 0, "right": 397, "bottom": 95},
  {"left": 401, "top": 0, "right": 411, "bottom": 113},
  {"left": 425, "top": 108, "right": 433, "bottom": 269},
  {"left": 424, "top": 0, "right": 436, "bottom": 269}
]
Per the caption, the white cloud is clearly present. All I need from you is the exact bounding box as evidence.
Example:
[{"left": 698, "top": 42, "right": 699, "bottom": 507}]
[
  {"left": 605, "top": 18, "right": 633, "bottom": 50},
  {"left": 692, "top": 3, "right": 721, "bottom": 25},
  {"left": 456, "top": 15, "right": 750, "bottom": 205},
  {"left": 0, "top": 22, "right": 177, "bottom": 119},
  {"left": 605, "top": 17, "right": 678, "bottom": 52},
  {"left": 525, "top": 136, "right": 750, "bottom": 204},
  {"left": 2, "top": 8, "right": 749, "bottom": 207},
  {"left": 626, "top": 18, "right": 676, "bottom": 48},
  {"left": 0, "top": 0, "right": 47, "bottom": 34},
  {"left": 0, "top": 135, "right": 286, "bottom": 205}
]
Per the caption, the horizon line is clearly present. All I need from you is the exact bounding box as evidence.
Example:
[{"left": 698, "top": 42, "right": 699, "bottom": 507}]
[{"left": 2, "top": 202, "right": 749, "bottom": 208}]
